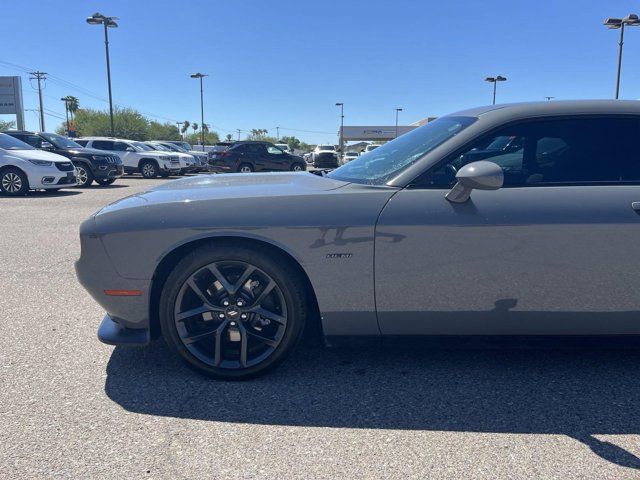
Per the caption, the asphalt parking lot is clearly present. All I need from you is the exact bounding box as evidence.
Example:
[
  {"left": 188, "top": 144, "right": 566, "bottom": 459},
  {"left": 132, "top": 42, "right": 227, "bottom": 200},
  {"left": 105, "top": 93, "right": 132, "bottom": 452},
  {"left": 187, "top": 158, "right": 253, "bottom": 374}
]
[{"left": 2, "top": 175, "right": 640, "bottom": 479}]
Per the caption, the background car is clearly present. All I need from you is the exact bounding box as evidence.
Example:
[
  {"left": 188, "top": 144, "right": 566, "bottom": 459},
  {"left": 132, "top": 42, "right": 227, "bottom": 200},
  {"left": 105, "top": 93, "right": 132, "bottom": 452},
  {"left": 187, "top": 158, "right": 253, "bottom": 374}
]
[
  {"left": 142, "top": 142, "right": 196, "bottom": 175},
  {"left": 361, "top": 144, "right": 380, "bottom": 155},
  {"left": 4, "top": 131, "right": 123, "bottom": 187},
  {"left": 208, "top": 141, "right": 306, "bottom": 173},
  {"left": 275, "top": 143, "right": 292, "bottom": 154},
  {"left": 76, "top": 137, "right": 180, "bottom": 178},
  {"left": 310, "top": 144, "right": 338, "bottom": 168},
  {"left": 0, "top": 133, "right": 76, "bottom": 195},
  {"left": 150, "top": 141, "right": 209, "bottom": 172},
  {"left": 341, "top": 151, "right": 359, "bottom": 164}
]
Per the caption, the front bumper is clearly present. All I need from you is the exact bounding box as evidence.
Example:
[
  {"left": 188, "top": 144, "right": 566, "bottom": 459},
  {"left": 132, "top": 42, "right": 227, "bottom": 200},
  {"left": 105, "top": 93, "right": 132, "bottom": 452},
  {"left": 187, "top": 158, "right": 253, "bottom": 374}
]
[
  {"left": 28, "top": 167, "right": 76, "bottom": 189},
  {"left": 161, "top": 164, "right": 181, "bottom": 174},
  {"left": 94, "top": 164, "right": 124, "bottom": 180},
  {"left": 98, "top": 314, "right": 150, "bottom": 346}
]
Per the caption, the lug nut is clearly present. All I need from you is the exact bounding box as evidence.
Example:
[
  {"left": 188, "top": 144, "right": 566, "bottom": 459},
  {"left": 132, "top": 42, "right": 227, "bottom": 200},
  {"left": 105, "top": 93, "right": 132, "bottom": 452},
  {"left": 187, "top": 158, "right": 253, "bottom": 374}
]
[
  {"left": 237, "top": 300, "right": 244, "bottom": 307},
  {"left": 223, "top": 300, "right": 229, "bottom": 306},
  {"left": 241, "top": 314, "right": 247, "bottom": 319},
  {"left": 218, "top": 313, "right": 225, "bottom": 319}
]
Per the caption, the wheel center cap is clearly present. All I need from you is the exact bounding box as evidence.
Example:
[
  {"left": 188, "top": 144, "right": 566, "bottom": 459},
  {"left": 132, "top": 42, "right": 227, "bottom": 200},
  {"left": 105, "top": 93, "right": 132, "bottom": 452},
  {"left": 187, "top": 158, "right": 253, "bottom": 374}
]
[{"left": 225, "top": 307, "right": 240, "bottom": 319}]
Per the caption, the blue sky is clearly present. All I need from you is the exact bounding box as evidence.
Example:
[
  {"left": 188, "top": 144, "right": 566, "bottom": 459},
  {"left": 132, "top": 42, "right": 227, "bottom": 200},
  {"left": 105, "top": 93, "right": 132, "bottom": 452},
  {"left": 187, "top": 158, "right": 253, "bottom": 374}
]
[{"left": 3, "top": 0, "right": 640, "bottom": 144}]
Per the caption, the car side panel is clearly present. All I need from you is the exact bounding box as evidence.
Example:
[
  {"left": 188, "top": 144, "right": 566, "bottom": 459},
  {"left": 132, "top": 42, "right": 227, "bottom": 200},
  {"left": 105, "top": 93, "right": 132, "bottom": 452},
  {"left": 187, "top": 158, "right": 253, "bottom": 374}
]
[{"left": 89, "top": 184, "right": 397, "bottom": 336}]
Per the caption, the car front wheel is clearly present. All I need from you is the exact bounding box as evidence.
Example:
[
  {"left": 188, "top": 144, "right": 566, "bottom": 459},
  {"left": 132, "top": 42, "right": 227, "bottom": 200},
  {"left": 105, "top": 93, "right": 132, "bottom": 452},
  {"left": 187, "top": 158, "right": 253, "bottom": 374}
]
[
  {"left": 140, "top": 160, "right": 159, "bottom": 178},
  {"left": 0, "top": 168, "right": 29, "bottom": 196},
  {"left": 291, "top": 163, "right": 304, "bottom": 172},
  {"left": 159, "top": 245, "right": 306, "bottom": 379},
  {"left": 237, "top": 163, "right": 253, "bottom": 173},
  {"left": 75, "top": 164, "right": 94, "bottom": 187},
  {"left": 96, "top": 178, "right": 116, "bottom": 186}
]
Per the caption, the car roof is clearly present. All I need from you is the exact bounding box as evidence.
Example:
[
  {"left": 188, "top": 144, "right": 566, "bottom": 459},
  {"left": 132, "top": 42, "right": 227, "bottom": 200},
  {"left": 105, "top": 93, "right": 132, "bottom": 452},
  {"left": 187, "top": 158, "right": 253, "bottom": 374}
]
[{"left": 449, "top": 99, "right": 640, "bottom": 120}]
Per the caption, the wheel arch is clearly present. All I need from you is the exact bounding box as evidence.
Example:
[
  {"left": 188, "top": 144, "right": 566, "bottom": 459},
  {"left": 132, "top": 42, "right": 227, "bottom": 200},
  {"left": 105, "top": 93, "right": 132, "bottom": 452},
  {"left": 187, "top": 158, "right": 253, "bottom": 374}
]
[
  {"left": 138, "top": 157, "right": 159, "bottom": 168},
  {"left": 148, "top": 235, "right": 322, "bottom": 340},
  {"left": 0, "top": 164, "right": 30, "bottom": 189}
]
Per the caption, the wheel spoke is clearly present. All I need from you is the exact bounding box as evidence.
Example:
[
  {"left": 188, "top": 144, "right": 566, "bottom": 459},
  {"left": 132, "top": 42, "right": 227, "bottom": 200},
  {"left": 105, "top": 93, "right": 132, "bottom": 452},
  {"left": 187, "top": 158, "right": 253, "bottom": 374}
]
[
  {"left": 213, "top": 320, "right": 229, "bottom": 366},
  {"left": 237, "top": 322, "right": 248, "bottom": 367},
  {"left": 181, "top": 326, "right": 218, "bottom": 344},
  {"left": 231, "top": 265, "right": 256, "bottom": 295},
  {"left": 249, "top": 306, "right": 286, "bottom": 325},
  {"left": 206, "top": 264, "right": 234, "bottom": 294},
  {"left": 247, "top": 330, "right": 278, "bottom": 347},
  {"left": 187, "top": 278, "right": 212, "bottom": 306},
  {"left": 249, "top": 280, "right": 275, "bottom": 307},
  {"left": 176, "top": 304, "right": 219, "bottom": 322}
]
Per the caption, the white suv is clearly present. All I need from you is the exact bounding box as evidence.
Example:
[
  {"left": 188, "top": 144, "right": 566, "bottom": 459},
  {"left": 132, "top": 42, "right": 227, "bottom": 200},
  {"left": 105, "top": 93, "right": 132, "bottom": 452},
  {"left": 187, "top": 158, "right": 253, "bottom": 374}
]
[
  {"left": 75, "top": 137, "right": 180, "bottom": 178},
  {"left": 143, "top": 142, "right": 196, "bottom": 175},
  {"left": 0, "top": 133, "right": 76, "bottom": 195}
]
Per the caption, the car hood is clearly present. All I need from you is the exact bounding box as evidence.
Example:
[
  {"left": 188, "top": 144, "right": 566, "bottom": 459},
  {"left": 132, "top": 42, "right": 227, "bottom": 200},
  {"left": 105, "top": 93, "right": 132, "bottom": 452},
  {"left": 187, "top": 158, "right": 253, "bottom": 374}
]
[
  {"left": 5, "top": 148, "right": 70, "bottom": 162},
  {"left": 64, "top": 147, "right": 111, "bottom": 156},
  {"left": 97, "top": 172, "right": 349, "bottom": 215}
]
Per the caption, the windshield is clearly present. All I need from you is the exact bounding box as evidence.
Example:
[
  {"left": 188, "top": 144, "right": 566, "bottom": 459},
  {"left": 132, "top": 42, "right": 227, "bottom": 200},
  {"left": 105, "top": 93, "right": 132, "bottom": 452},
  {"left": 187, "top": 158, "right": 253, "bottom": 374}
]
[
  {"left": 40, "top": 133, "right": 83, "bottom": 149},
  {"left": 148, "top": 143, "right": 170, "bottom": 151},
  {"left": 162, "top": 143, "right": 185, "bottom": 152},
  {"left": 328, "top": 116, "right": 477, "bottom": 184},
  {"left": 366, "top": 145, "right": 380, "bottom": 151},
  {"left": 0, "top": 133, "right": 34, "bottom": 150},
  {"left": 132, "top": 141, "right": 153, "bottom": 151},
  {"left": 318, "top": 145, "right": 335, "bottom": 151}
]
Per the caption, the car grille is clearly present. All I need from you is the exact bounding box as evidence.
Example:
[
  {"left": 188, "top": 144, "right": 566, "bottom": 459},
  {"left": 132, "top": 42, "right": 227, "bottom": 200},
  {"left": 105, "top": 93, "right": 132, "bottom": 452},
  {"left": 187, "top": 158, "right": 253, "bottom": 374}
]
[
  {"left": 168, "top": 155, "right": 179, "bottom": 164},
  {"left": 105, "top": 155, "right": 120, "bottom": 164},
  {"left": 55, "top": 162, "right": 75, "bottom": 172}
]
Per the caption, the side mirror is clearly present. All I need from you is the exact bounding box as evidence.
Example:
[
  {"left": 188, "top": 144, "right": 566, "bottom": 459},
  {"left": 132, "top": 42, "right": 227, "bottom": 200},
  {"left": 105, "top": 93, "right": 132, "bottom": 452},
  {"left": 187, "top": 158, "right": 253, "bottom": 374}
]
[
  {"left": 41, "top": 141, "right": 54, "bottom": 150},
  {"left": 445, "top": 160, "right": 503, "bottom": 203}
]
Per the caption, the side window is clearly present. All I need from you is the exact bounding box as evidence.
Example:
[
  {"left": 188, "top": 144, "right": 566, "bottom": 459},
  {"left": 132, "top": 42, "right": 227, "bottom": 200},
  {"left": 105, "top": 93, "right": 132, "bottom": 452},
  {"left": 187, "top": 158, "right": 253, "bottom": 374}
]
[
  {"left": 427, "top": 117, "right": 640, "bottom": 188},
  {"left": 75, "top": 140, "right": 88, "bottom": 147},
  {"left": 16, "top": 134, "right": 43, "bottom": 148},
  {"left": 267, "top": 145, "right": 284, "bottom": 155},
  {"left": 112, "top": 142, "right": 130, "bottom": 152},
  {"left": 92, "top": 140, "right": 115, "bottom": 150}
]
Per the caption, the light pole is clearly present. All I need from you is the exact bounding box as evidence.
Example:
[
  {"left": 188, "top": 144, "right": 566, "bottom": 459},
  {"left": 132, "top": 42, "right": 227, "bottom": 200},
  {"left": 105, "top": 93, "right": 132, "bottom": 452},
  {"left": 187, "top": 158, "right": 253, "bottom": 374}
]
[
  {"left": 604, "top": 14, "right": 640, "bottom": 99},
  {"left": 485, "top": 76, "right": 507, "bottom": 105},
  {"left": 87, "top": 12, "right": 118, "bottom": 137},
  {"left": 335, "top": 102, "right": 344, "bottom": 152},
  {"left": 394, "top": 108, "right": 403, "bottom": 138},
  {"left": 190, "top": 73, "right": 208, "bottom": 151},
  {"left": 61, "top": 97, "right": 71, "bottom": 134}
]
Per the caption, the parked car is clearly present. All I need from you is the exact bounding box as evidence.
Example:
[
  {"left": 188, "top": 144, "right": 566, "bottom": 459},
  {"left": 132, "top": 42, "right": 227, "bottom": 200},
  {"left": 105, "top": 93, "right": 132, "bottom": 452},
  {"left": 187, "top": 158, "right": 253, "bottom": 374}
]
[
  {"left": 167, "top": 141, "right": 194, "bottom": 151},
  {"left": 361, "top": 144, "right": 380, "bottom": 155},
  {"left": 310, "top": 144, "right": 338, "bottom": 168},
  {"left": 142, "top": 142, "right": 196, "bottom": 175},
  {"left": 208, "top": 141, "right": 306, "bottom": 173},
  {"left": 206, "top": 142, "right": 235, "bottom": 164},
  {"left": 76, "top": 138, "right": 180, "bottom": 178},
  {"left": 275, "top": 143, "right": 292, "bottom": 154},
  {"left": 150, "top": 141, "right": 209, "bottom": 172},
  {"left": 4, "top": 131, "right": 123, "bottom": 187},
  {"left": 341, "top": 151, "right": 359, "bottom": 164},
  {"left": 76, "top": 100, "right": 640, "bottom": 379},
  {"left": 0, "top": 133, "right": 76, "bottom": 195}
]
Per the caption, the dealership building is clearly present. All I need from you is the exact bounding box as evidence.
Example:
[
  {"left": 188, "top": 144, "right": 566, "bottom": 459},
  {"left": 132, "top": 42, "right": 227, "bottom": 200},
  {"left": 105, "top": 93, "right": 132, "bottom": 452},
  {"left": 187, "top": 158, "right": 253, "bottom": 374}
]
[{"left": 338, "top": 117, "right": 437, "bottom": 151}]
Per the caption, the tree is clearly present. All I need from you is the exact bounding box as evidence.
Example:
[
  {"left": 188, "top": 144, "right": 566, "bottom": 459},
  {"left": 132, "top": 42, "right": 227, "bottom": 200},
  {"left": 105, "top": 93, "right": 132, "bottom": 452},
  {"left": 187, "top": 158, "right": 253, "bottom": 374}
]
[
  {"left": 148, "top": 121, "right": 181, "bottom": 140},
  {"left": 0, "top": 119, "right": 15, "bottom": 131},
  {"left": 225, "top": 133, "right": 233, "bottom": 142},
  {"left": 66, "top": 96, "right": 79, "bottom": 117},
  {"left": 186, "top": 131, "right": 220, "bottom": 146},
  {"left": 192, "top": 123, "right": 199, "bottom": 134},
  {"left": 71, "top": 107, "right": 150, "bottom": 140},
  {"left": 181, "top": 120, "right": 190, "bottom": 138}
]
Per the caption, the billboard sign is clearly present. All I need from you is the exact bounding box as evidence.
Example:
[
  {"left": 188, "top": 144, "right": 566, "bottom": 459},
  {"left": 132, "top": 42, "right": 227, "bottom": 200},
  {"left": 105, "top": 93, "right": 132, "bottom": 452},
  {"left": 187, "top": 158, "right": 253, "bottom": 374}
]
[
  {"left": 340, "top": 125, "right": 418, "bottom": 141},
  {"left": 0, "top": 76, "right": 25, "bottom": 129}
]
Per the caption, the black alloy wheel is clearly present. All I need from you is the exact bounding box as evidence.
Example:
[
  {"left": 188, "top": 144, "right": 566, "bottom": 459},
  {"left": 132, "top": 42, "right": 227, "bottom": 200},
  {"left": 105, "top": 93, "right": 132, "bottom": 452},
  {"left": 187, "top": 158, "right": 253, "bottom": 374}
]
[{"left": 160, "top": 245, "right": 306, "bottom": 379}]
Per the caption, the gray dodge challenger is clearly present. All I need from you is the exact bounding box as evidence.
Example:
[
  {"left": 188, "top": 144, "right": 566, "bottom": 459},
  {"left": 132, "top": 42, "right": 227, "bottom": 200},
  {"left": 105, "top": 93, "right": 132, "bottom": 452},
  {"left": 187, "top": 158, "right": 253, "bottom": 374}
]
[{"left": 76, "top": 100, "right": 640, "bottom": 379}]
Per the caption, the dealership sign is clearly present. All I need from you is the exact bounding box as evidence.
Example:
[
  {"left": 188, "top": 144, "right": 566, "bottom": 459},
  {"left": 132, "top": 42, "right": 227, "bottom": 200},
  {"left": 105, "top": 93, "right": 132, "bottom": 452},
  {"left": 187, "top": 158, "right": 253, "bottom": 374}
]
[
  {"left": 0, "top": 76, "right": 25, "bottom": 128},
  {"left": 340, "top": 125, "right": 418, "bottom": 141}
]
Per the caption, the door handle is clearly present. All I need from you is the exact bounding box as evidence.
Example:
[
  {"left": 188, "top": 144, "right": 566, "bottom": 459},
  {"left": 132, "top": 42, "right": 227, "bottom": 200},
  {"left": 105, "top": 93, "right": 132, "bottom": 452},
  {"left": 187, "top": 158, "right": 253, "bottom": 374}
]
[{"left": 632, "top": 202, "right": 640, "bottom": 213}]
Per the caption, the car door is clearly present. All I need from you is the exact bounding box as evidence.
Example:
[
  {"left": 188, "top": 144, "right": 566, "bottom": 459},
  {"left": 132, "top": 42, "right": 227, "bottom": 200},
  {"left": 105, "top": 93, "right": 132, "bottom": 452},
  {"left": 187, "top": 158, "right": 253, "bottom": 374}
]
[
  {"left": 375, "top": 116, "right": 640, "bottom": 335},
  {"left": 265, "top": 144, "right": 288, "bottom": 170}
]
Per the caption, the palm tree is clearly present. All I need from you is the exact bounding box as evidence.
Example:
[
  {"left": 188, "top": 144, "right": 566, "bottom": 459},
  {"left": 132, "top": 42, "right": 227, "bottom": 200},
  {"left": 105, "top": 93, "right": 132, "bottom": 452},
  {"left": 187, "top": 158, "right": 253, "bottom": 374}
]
[
  {"left": 67, "top": 96, "right": 79, "bottom": 118},
  {"left": 181, "top": 120, "right": 190, "bottom": 139},
  {"left": 192, "top": 123, "right": 199, "bottom": 133},
  {"left": 202, "top": 123, "right": 209, "bottom": 133}
]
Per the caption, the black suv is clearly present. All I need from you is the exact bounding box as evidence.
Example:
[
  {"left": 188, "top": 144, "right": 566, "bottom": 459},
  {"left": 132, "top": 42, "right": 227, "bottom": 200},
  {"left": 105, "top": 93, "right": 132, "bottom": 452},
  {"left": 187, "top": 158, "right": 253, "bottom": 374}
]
[
  {"left": 208, "top": 141, "right": 306, "bottom": 173},
  {"left": 3, "top": 131, "right": 123, "bottom": 187}
]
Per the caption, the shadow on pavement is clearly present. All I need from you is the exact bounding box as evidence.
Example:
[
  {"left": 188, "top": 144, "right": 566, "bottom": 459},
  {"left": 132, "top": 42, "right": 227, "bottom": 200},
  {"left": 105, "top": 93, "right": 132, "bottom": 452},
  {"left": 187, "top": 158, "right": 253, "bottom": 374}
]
[{"left": 105, "top": 339, "right": 640, "bottom": 469}]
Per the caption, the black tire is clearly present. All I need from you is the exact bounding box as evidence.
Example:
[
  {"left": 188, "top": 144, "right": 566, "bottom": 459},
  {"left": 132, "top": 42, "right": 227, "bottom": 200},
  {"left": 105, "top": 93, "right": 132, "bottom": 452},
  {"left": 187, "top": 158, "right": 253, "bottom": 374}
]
[
  {"left": 290, "top": 162, "right": 305, "bottom": 172},
  {"left": 96, "top": 178, "right": 116, "bottom": 186},
  {"left": 74, "top": 163, "right": 94, "bottom": 187},
  {"left": 237, "top": 163, "right": 253, "bottom": 173},
  {"left": 159, "top": 244, "right": 307, "bottom": 380},
  {"left": 0, "top": 167, "right": 29, "bottom": 196},
  {"left": 43, "top": 189, "right": 62, "bottom": 193},
  {"left": 139, "top": 160, "right": 159, "bottom": 178}
]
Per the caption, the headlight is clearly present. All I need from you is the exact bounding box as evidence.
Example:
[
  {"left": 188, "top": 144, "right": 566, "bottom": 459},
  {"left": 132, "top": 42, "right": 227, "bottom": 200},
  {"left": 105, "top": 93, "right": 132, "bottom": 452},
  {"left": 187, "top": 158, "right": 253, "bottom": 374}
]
[
  {"left": 28, "top": 159, "right": 53, "bottom": 166},
  {"left": 91, "top": 155, "right": 107, "bottom": 161}
]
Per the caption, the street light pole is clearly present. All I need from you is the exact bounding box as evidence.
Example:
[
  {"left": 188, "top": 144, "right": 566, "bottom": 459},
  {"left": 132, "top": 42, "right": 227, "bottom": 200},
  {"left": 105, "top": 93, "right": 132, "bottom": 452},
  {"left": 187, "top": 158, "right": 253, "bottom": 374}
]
[
  {"left": 190, "top": 73, "right": 208, "bottom": 151},
  {"left": 29, "top": 71, "right": 46, "bottom": 131},
  {"left": 485, "top": 76, "right": 507, "bottom": 105},
  {"left": 394, "top": 108, "right": 403, "bottom": 138},
  {"left": 604, "top": 14, "right": 640, "bottom": 99},
  {"left": 87, "top": 12, "right": 118, "bottom": 137},
  {"left": 335, "top": 102, "right": 344, "bottom": 152}
]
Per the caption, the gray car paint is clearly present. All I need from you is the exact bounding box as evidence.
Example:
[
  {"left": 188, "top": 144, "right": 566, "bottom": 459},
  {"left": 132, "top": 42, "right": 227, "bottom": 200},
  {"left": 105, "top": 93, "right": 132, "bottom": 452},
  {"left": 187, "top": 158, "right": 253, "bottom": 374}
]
[{"left": 75, "top": 100, "right": 640, "bottom": 342}]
